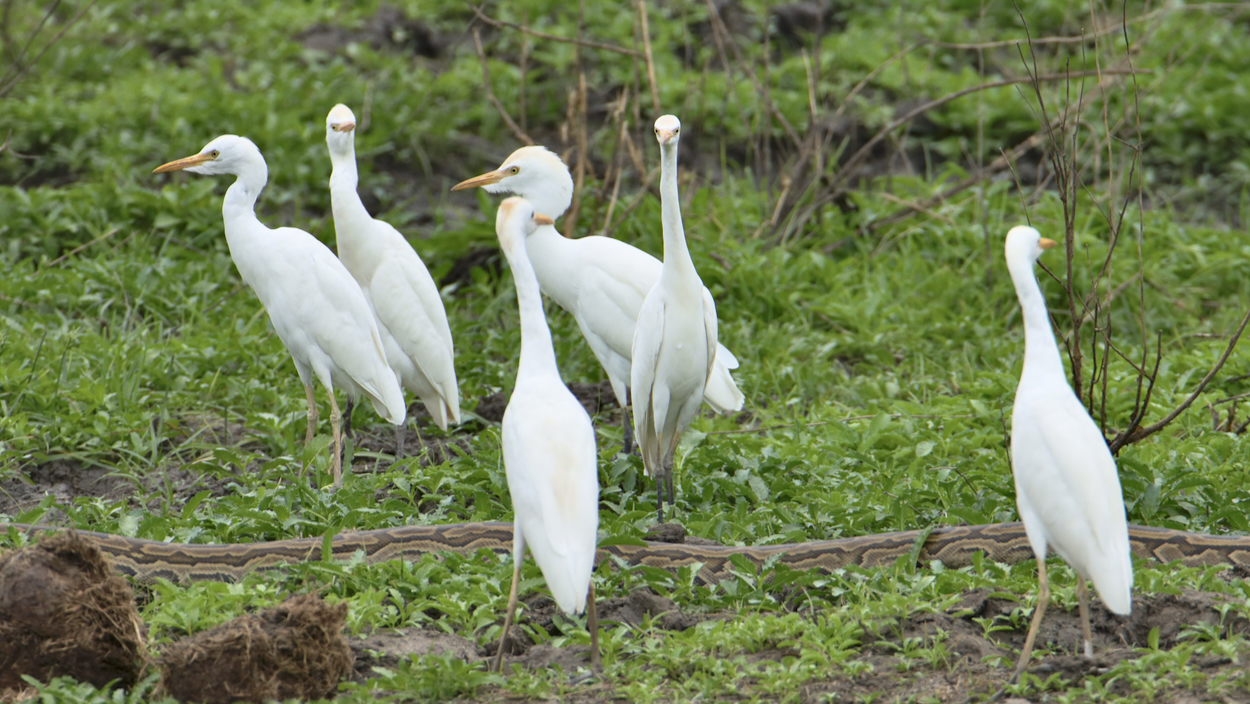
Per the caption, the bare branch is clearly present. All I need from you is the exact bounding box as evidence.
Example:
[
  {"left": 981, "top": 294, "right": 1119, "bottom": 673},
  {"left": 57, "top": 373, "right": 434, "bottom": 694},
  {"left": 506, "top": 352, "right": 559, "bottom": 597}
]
[
  {"left": 0, "top": 0, "right": 98, "bottom": 99},
  {"left": 472, "top": 27, "right": 534, "bottom": 146},
  {"left": 469, "top": 3, "right": 642, "bottom": 57},
  {"left": 1112, "top": 309, "right": 1250, "bottom": 450}
]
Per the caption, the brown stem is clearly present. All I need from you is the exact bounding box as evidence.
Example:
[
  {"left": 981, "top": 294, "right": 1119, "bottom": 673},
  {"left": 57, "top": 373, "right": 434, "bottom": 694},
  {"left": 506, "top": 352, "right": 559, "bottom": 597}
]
[
  {"left": 469, "top": 3, "right": 642, "bottom": 57},
  {"left": 472, "top": 28, "right": 533, "bottom": 146}
]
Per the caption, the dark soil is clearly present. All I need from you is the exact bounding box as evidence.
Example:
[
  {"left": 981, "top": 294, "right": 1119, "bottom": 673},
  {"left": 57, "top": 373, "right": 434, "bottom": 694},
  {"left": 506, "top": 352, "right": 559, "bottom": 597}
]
[
  {"left": 350, "top": 586, "right": 1250, "bottom": 702},
  {"left": 475, "top": 380, "right": 620, "bottom": 425},
  {"left": 0, "top": 532, "right": 147, "bottom": 694},
  {"left": 0, "top": 458, "right": 234, "bottom": 520},
  {"left": 296, "top": 4, "right": 444, "bottom": 58},
  {"left": 157, "top": 594, "right": 352, "bottom": 704}
]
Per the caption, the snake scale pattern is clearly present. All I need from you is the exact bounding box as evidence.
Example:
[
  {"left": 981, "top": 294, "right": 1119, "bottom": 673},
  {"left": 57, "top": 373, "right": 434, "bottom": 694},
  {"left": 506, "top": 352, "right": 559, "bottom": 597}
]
[{"left": 4, "top": 521, "right": 1250, "bottom": 584}]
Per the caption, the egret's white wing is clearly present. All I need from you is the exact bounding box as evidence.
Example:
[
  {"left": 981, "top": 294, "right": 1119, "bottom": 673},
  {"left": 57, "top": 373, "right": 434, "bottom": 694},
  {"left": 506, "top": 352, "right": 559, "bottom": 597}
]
[
  {"left": 631, "top": 296, "right": 667, "bottom": 474},
  {"left": 502, "top": 385, "right": 599, "bottom": 614},
  {"left": 369, "top": 250, "right": 460, "bottom": 426},
  {"left": 248, "top": 227, "right": 404, "bottom": 423},
  {"left": 701, "top": 287, "right": 719, "bottom": 383},
  {"left": 1012, "top": 384, "right": 1132, "bottom": 614}
]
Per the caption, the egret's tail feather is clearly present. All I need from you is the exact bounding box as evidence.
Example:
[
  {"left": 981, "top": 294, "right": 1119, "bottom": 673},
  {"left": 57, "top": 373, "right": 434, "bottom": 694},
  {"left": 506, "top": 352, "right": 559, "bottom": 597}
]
[{"left": 704, "top": 358, "right": 744, "bottom": 413}]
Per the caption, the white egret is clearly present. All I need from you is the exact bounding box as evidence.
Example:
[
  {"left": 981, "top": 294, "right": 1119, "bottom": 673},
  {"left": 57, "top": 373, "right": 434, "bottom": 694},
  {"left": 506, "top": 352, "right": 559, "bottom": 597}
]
[
  {"left": 450, "top": 146, "right": 743, "bottom": 454},
  {"left": 326, "top": 104, "right": 460, "bottom": 457},
  {"left": 1005, "top": 225, "right": 1132, "bottom": 678},
  {"left": 631, "top": 115, "right": 719, "bottom": 522},
  {"left": 491, "top": 197, "right": 600, "bottom": 673},
  {"left": 154, "top": 136, "right": 406, "bottom": 487}
]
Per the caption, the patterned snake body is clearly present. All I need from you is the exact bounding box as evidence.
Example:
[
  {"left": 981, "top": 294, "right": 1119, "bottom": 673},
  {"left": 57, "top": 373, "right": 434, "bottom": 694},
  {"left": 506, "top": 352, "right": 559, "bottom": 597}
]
[{"left": 5, "top": 522, "right": 1250, "bottom": 584}]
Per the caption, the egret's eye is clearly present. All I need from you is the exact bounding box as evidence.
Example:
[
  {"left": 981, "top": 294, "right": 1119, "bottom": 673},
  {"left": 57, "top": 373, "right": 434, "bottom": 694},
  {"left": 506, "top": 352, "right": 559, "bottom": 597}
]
[
  {"left": 509, "top": 166, "right": 520, "bottom": 175},
  {"left": 674, "top": 128, "right": 679, "bottom": 134},
  {"left": 209, "top": 150, "right": 220, "bottom": 158}
]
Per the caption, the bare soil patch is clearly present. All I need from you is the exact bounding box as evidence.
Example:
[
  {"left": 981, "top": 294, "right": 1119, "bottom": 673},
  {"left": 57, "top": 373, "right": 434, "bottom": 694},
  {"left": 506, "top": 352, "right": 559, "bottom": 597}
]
[
  {"left": 0, "top": 458, "right": 234, "bottom": 519},
  {"left": 475, "top": 381, "right": 619, "bottom": 425}
]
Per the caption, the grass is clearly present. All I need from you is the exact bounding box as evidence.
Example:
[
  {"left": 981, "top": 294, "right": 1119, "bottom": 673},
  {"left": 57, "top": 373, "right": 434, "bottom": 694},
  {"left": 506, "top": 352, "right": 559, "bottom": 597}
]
[{"left": 4, "top": 0, "right": 1250, "bottom": 701}]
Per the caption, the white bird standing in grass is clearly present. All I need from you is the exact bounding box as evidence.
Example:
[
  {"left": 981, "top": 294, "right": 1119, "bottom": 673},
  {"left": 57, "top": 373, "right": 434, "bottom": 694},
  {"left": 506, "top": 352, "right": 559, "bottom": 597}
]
[
  {"left": 631, "top": 115, "right": 719, "bottom": 523},
  {"left": 491, "top": 196, "right": 600, "bottom": 673},
  {"left": 325, "top": 104, "right": 460, "bottom": 457},
  {"left": 450, "top": 145, "right": 743, "bottom": 455},
  {"left": 154, "top": 135, "right": 406, "bottom": 488},
  {"left": 1005, "top": 225, "right": 1132, "bottom": 679}
]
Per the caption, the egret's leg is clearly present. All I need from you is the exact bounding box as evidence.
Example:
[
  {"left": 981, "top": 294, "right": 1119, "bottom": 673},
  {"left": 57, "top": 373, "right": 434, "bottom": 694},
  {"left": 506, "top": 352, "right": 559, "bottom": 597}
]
[
  {"left": 341, "top": 397, "right": 355, "bottom": 467},
  {"left": 395, "top": 422, "right": 405, "bottom": 460},
  {"left": 343, "top": 397, "right": 355, "bottom": 439},
  {"left": 622, "top": 389, "right": 635, "bottom": 455},
  {"left": 588, "top": 581, "right": 601, "bottom": 673},
  {"left": 665, "top": 457, "right": 676, "bottom": 506},
  {"left": 304, "top": 385, "right": 318, "bottom": 447},
  {"left": 622, "top": 410, "right": 635, "bottom": 455},
  {"left": 494, "top": 554, "right": 523, "bottom": 674},
  {"left": 1077, "top": 575, "right": 1093, "bottom": 659},
  {"left": 1012, "top": 556, "right": 1050, "bottom": 682},
  {"left": 655, "top": 480, "right": 665, "bottom": 524},
  {"left": 328, "top": 393, "right": 344, "bottom": 489}
]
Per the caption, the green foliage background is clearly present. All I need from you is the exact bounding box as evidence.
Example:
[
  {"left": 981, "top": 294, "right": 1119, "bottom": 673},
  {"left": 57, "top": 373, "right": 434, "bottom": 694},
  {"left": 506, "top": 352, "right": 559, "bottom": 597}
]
[{"left": 2, "top": 0, "right": 1250, "bottom": 701}]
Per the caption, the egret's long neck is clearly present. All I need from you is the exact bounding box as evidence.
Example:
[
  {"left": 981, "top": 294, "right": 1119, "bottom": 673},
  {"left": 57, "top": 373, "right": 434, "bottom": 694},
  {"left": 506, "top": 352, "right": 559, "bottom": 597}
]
[
  {"left": 659, "top": 142, "right": 698, "bottom": 286},
  {"left": 328, "top": 142, "right": 369, "bottom": 222},
  {"left": 505, "top": 232, "right": 561, "bottom": 380},
  {"left": 222, "top": 159, "right": 268, "bottom": 233},
  {"left": 1008, "top": 254, "right": 1065, "bottom": 380}
]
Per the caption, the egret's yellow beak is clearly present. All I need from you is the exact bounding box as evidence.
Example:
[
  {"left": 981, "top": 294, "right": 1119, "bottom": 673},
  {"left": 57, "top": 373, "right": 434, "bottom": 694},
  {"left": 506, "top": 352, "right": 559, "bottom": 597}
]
[
  {"left": 452, "top": 169, "right": 507, "bottom": 191},
  {"left": 153, "top": 152, "right": 214, "bottom": 174},
  {"left": 534, "top": 213, "right": 554, "bottom": 226},
  {"left": 1039, "top": 238, "right": 1058, "bottom": 250},
  {"left": 334, "top": 121, "right": 356, "bottom": 133}
]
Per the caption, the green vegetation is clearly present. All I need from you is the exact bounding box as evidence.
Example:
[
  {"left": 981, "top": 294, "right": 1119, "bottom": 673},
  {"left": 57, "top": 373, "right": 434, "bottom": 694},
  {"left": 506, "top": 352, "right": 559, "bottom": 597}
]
[{"left": 3, "top": 0, "right": 1250, "bottom": 701}]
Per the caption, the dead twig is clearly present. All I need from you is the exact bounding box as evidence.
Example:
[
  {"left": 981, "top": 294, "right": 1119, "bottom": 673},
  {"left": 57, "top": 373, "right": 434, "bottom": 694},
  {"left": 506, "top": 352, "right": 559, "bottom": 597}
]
[
  {"left": 1111, "top": 310, "right": 1250, "bottom": 450},
  {"left": 471, "top": 27, "right": 533, "bottom": 146},
  {"left": 469, "top": 4, "right": 642, "bottom": 57},
  {"left": 637, "top": 0, "right": 661, "bottom": 114},
  {"left": 42, "top": 228, "right": 119, "bottom": 270},
  {"left": 1, "top": 0, "right": 98, "bottom": 99}
]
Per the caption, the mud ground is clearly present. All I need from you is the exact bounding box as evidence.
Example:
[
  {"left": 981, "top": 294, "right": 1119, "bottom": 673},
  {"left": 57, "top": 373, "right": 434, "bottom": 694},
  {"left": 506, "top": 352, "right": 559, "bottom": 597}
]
[{"left": 347, "top": 586, "right": 1250, "bottom": 703}]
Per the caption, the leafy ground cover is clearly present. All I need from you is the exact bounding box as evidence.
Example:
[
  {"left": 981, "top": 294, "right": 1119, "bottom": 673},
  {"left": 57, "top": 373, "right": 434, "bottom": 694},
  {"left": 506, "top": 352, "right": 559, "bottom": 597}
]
[{"left": 3, "top": 0, "right": 1250, "bottom": 701}]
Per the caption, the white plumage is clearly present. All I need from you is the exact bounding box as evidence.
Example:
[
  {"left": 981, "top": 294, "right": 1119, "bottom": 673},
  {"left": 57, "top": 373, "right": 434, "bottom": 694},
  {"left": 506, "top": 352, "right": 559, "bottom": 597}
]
[
  {"left": 325, "top": 104, "right": 460, "bottom": 456},
  {"left": 451, "top": 144, "right": 743, "bottom": 454},
  {"left": 492, "top": 196, "right": 600, "bottom": 672},
  {"left": 154, "top": 135, "right": 405, "bottom": 487},
  {"left": 1005, "top": 225, "right": 1132, "bottom": 677},
  {"left": 631, "top": 115, "right": 719, "bottom": 522}
]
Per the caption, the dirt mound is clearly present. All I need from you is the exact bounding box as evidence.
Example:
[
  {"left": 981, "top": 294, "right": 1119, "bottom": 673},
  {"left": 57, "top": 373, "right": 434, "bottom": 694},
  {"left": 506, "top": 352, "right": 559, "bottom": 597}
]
[
  {"left": 157, "top": 594, "right": 352, "bottom": 704},
  {"left": 0, "top": 531, "right": 147, "bottom": 692}
]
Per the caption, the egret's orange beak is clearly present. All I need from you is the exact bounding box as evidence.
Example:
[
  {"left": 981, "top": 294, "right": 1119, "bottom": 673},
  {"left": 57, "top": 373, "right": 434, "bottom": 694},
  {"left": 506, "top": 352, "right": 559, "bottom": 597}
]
[
  {"left": 1039, "top": 238, "right": 1058, "bottom": 250},
  {"left": 153, "top": 152, "right": 214, "bottom": 174},
  {"left": 452, "top": 169, "right": 507, "bottom": 191},
  {"left": 335, "top": 121, "right": 356, "bottom": 133},
  {"left": 534, "top": 213, "right": 554, "bottom": 226}
]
